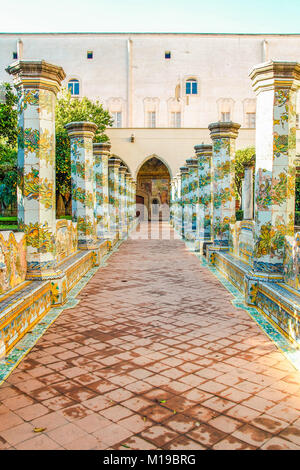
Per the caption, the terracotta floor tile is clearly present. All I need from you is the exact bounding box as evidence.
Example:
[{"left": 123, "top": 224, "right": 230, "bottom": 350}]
[
  {"left": 14, "top": 434, "right": 61, "bottom": 450},
  {"left": 114, "top": 435, "right": 157, "bottom": 450},
  {"left": 164, "top": 413, "right": 197, "bottom": 433},
  {"left": 93, "top": 423, "right": 133, "bottom": 447},
  {"left": 30, "top": 411, "right": 69, "bottom": 431},
  {"left": 142, "top": 405, "right": 174, "bottom": 423},
  {"left": 140, "top": 425, "right": 179, "bottom": 447},
  {"left": 119, "top": 413, "right": 152, "bottom": 433},
  {"left": 1, "top": 222, "right": 299, "bottom": 450},
  {"left": 47, "top": 422, "right": 87, "bottom": 445},
  {"left": 260, "top": 436, "right": 300, "bottom": 450},
  {"left": 163, "top": 435, "right": 206, "bottom": 450},
  {"left": 212, "top": 435, "right": 256, "bottom": 450},
  {"left": 121, "top": 396, "right": 152, "bottom": 412},
  {"left": 0, "top": 422, "right": 34, "bottom": 446},
  {"left": 15, "top": 403, "right": 49, "bottom": 421},
  {"left": 187, "top": 423, "right": 226, "bottom": 448},
  {"left": 232, "top": 424, "right": 273, "bottom": 447},
  {"left": 279, "top": 426, "right": 300, "bottom": 446},
  {"left": 100, "top": 404, "right": 133, "bottom": 422}
]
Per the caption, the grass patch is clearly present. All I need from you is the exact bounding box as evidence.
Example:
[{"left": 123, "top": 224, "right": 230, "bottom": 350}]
[{"left": 0, "top": 225, "right": 18, "bottom": 231}]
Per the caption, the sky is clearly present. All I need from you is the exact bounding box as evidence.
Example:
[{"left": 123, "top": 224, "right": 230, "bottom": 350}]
[{"left": 0, "top": 0, "right": 299, "bottom": 34}]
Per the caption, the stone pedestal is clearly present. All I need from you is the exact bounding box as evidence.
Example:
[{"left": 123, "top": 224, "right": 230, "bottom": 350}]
[
  {"left": 93, "top": 142, "right": 110, "bottom": 240},
  {"left": 65, "top": 121, "right": 98, "bottom": 250},
  {"left": 108, "top": 157, "right": 121, "bottom": 240},
  {"left": 7, "top": 60, "right": 65, "bottom": 282},
  {"left": 209, "top": 121, "right": 240, "bottom": 250},
  {"left": 194, "top": 144, "right": 213, "bottom": 253},
  {"left": 249, "top": 61, "right": 300, "bottom": 275}
]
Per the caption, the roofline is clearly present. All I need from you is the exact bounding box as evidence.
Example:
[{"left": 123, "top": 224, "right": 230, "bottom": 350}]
[{"left": 0, "top": 32, "right": 300, "bottom": 37}]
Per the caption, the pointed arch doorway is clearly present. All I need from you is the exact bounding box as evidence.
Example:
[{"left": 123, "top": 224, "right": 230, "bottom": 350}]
[{"left": 136, "top": 156, "right": 171, "bottom": 221}]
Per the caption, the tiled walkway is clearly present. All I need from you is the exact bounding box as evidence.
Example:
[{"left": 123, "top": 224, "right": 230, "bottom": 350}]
[{"left": 0, "top": 222, "right": 300, "bottom": 450}]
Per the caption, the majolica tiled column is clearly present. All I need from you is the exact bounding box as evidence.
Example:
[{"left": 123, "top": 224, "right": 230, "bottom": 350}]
[
  {"left": 209, "top": 122, "right": 240, "bottom": 249},
  {"left": 65, "top": 121, "right": 98, "bottom": 249},
  {"left": 180, "top": 166, "right": 189, "bottom": 238},
  {"left": 243, "top": 163, "right": 254, "bottom": 220},
  {"left": 93, "top": 142, "right": 110, "bottom": 240},
  {"left": 119, "top": 165, "right": 128, "bottom": 237},
  {"left": 186, "top": 158, "right": 198, "bottom": 240},
  {"left": 249, "top": 61, "right": 300, "bottom": 274},
  {"left": 175, "top": 173, "right": 181, "bottom": 232},
  {"left": 108, "top": 157, "right": 121, "bottom": 240},
  {"left": 194, "top": 145, "right": 213, "bottom": 253},
  {"left": 125, "top": 172, "right": 131, "bottom": 231},
  {"left": 132, "top": 181, "right": 137, "bottom": 223},
  {"left": 7, "top": 60, "right": 65, "bottom": 280}
]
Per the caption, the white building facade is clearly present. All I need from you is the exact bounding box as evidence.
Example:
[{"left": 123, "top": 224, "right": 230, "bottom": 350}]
[{"left": 1, "top": 32, "right": 300, "bottom": 176}]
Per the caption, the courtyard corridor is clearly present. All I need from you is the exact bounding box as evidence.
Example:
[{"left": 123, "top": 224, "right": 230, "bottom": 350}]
[{"left": 0, "top": 222, "right": 300, "bottom": 450}]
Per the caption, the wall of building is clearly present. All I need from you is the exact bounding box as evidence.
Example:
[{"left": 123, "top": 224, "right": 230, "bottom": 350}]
[{"left": 1, "top": 33, "right": 300, "bottom": 129}]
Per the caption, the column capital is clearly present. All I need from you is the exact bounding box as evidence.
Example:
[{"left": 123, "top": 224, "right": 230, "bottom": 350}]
[
  {"left": 180, "top": 166, "right": 189, "bottom": 174},
  {"left": 249, "top": 60, "right": 300, "bottom": 94},
  {"left": 65, "top": 121, "right": 98, "bottom": 139},
  {"left": 108, "top": 156, "right": 122, "bottom": 168},
  {"left": 194, "top": 144, "right": 213, "bottom": 156},
  {"left": 208, "top": 121, "right": 240, "bottom": 140},
  {"left": 119, "top": 166, "right": 128, "bottom": 174},
  {"left": 93, "top": 142, "right": 111, "bottom": 155},
  {"left": 6, "top": 60, "right": 66, "bottom": 95},
  {"left": 185, "top": 158, "right": 198, "bottom": 168}
]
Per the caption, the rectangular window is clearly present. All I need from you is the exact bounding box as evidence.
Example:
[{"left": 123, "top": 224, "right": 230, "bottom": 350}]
[
  {"left": 246, "top": 112, "right": 256, "bottom": 128},
  {"left": 186, "top": 80, "right": 197, "bottom": 95},
  {"left": 112, "top": 112, "right": 122, "bottom": 128},
  {"left": 165, "top": 51, "right": 171, "bottom": 59},
  {"left": 221, "top": 112, "right": 231, "bottom": 122},
  {"left": 171, "top": 112, "right": 181, "bottom": 128},
  {"left": 87, "top": 51, "right": 93, "bottom": 59},
  {"left": 147, "top": 111, "right": 156, "bottom": 128},
  {"left": 13, "top": 52, "right": 17, "bottom": 59}
]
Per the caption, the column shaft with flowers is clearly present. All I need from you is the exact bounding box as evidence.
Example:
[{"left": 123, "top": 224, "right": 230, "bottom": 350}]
[
  {"left": 7, "top": 60, "right": 65, "bottom": 284},
  {"left": 93, "top": 142, "right": 111, "bottom": 240},
  {"left": 108, "top": 157, "right": 121, "bottom": 240},
  {"left": 186, "top": 158, "right": 198, "bottom": 240},
  {"left": 119, "top": 166, "right": 128, "bottom": 237},
  {"left": 194, "top": 145, "right": 213, "bottom": 253},
  {"left": 65, "top": 121, "right": 98, "bottom": 249},
  {"left": 249, "top": 61, "right": 300, "bottom": 276},
  {"left": 179, "top": 166, "right": 189, "bottom": 238},
  {"left": 209, "top": 122, "right": 240, "bottom": 250}
]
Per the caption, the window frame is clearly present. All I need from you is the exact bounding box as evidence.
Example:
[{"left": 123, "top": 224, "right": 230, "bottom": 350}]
[
  {"left": 185, "top": 79, "right": 198, "bottom": 95},
  {"left": 111, "top": 111, "right": 122, "bottom": 128},
  {"left": 68, "top": 79, "right": 80, "bottom": 96}
]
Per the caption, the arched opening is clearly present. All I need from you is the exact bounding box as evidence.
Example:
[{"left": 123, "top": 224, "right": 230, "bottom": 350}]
[{"left": 136, "top": 156, "right": 171, "bottom": 221}]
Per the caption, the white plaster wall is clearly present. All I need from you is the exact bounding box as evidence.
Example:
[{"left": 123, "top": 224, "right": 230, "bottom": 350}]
[
  {"left": 1, "top": 33, "right": 300, "bottom": 129},
  {"left": 106, "top": 128, "right": 257, "bottom": 178},
  {"left": 2, "top": 33, "right": 300, "bottom": 175}
]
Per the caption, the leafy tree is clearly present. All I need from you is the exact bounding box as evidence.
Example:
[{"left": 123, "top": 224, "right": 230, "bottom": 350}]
[
  {"left": 0, "top": 83, "right": 18, "bottom": 214},
  {"left": 55, "top": 88, "right": 113, "bottom": 214},
  {"left": 234, "top": 146, "right": 256, "bottom": 202},
  {"left": 0, "top": 83, "right": 18, "bottom": 147}
]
